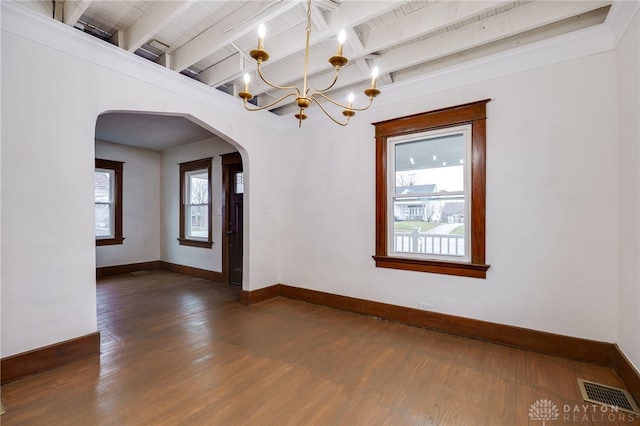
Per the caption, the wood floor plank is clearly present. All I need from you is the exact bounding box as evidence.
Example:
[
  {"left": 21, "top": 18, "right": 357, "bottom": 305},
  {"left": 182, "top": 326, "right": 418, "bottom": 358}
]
[{"left": 2, "top": 271, "right": 639, "bottom": 425}]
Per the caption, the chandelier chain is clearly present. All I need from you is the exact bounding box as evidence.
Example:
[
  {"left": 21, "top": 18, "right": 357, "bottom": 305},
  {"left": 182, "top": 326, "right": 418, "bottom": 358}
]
[{"left": 306, "top": 0, "right": 312, "bottom": 34}]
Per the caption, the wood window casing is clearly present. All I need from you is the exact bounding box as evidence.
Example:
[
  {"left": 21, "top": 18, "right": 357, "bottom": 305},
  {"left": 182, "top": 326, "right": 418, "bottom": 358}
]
[
  {"left": 372, "top": 100, "right": 491, "bottom": 278},
  {"left": 178, "top": 158, "right": 213, "bottom": 249},
  {"left": 95, "top": 158, "right": 124, "bottom": 246}
]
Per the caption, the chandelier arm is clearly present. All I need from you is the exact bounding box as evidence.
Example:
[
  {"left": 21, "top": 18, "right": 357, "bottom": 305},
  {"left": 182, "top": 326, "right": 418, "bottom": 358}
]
[
  {"left": 347, "top": 96, "right": 375, "bottom": 112},
  {"left": 313, "top": 92, "right": 376, "bottom": 112},
  {"left": 256, "top": 63, "right": 301, "bottom": 95},
  {"left": 307, "top": 68, "right": 340, "bottom": 94},
  {"left": 310, "top": 97, "right": 350, "bottom": 126},
  {"left": 243, "top": 92, "right": 299, "bottom": 112}
]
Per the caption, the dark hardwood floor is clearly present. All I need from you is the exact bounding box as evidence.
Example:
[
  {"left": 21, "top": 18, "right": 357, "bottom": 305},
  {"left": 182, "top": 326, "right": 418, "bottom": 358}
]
[{"left": 1, "top": 270, "right": 638, "bottom": 425}]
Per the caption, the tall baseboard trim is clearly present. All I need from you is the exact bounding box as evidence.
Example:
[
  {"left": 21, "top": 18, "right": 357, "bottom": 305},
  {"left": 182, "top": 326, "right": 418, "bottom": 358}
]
[
  {"left": 276, "top": 284, "right": 613, "bottom": 366},
  {"left": 1, "top": 332, "right": 100, "bottom": 384},
  {"left": 612, "top": 344, "right": 640, "bottom": 405},
  {"left": 159, "top": 261, "right": 224, "bottom": 283},
  {"left": 240, "top": 285, "right": 280, "bottom": 305},
  {"left": 96, "top": 261, "right": 223, "bottom": 283},
  {"left": 96, "top": 261, "right": 161, "bottom": 277},
  {"left": 241, "top": 284, "right": 616, "bottom": 368}
]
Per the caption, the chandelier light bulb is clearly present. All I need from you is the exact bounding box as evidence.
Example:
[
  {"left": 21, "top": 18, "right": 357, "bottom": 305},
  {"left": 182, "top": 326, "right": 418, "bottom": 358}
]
[
  {"left": 243, "top": 73, "right": 250, "bottom": 92},
  {"left": 257, "top": 23, "right": 266, "bottom": 50},
  {"left": 371, "top": 66, "right": 379, "bottom": 87}
]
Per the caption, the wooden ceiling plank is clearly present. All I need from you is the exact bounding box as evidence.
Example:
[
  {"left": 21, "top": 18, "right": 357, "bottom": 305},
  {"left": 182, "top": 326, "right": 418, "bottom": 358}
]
[
  {"left": 234, "top": 0, "right": 511, "bottom": 95},
  {"left": 63, "top": 0, "right": 93, "bottom": 26},
  {"left": 170, "top": 1, "right": 299, "bottom": 73},
  {"left": 244, "top": 0, "right": 610, "bottom": 99},
  {"left": 364, "top": 0, "right": 512, "bottom": 51},
  {"left": 198, "top": 53, "right": 245, "bottom": 87},
  {"left": 374, "top": 0, "right": 612, "bottom": 76},
  {"left": 124, "top": 1, "right": 191, "bottom": 52},
  {"left": 271, "top": 0, "right": 611, "bottom": 116},
  {"left": 200, "top": 1, "right": 400, "bottom": 88}
]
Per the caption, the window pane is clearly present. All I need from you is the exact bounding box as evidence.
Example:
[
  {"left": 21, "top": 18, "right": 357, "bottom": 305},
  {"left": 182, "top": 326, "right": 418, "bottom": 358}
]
[
  {"left": 393, "top": 196, "right": 465, "bottom": 257},
  {"left": 235, "top": 172, "right": 244, "bottom": 194},
  {"left": 188, "top": 171, "right": 208, "bottom": 204},
  {"left": 94, "top": 170, "right": 112, "bottom": 202},
  {"left": 394, "top": 133, "right": 465, "bottom": 194},
  {"left": 187, "top": 205, "right": 209, "bottom": 238},
  {"left": 95, "top": 204, "right": 112, "bottom": 237}
]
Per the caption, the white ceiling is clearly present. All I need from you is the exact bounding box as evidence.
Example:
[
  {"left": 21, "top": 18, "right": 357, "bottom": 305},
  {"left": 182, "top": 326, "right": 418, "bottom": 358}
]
[
  {"left": 95, "top": 113, "right": 217, "bottom": 151},
  {"left": 24, "top": 0, "right": 615, "bottom": 149}
]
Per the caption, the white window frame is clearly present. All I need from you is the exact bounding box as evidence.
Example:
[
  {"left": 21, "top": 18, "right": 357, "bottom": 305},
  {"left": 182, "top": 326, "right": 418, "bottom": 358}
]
[
  {"left": 178, "top": 157, "right": 213, "bottom": 249},
  {"left": 95, "top": 158, "right": 124, "bottom": 246},
  {"left": 95, "top": 167, "right": 115, "bottom": 239},
  {"left": 387, "top": 125, "right": 472, "bottom": 262},
  {"left": 184, "top": 169, "right": 210, "bottom": 241}
]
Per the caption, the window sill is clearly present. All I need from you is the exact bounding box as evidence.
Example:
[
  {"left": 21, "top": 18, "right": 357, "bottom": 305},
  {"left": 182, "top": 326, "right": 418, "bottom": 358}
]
[
  {"left": 96, "top": 237, "right": 125, "bottom": 246},
  {"left": 177, "top": 238, "right": 213, "bottom": 249},
  {"left": 372, "top": 255, "right": 490, "bottom": 278}
]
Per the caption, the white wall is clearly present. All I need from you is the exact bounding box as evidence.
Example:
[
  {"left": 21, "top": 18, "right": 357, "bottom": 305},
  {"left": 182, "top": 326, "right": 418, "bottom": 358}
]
[
  {"left": 617, "top": 11, "right": 640, "bottom": 371},
  {"left": 95, "top": 140, "right": 161, "bottom": 268},
  {"left": 1, "top": 4, "right": 281, "bottom": 357},
  {"left": 279, "top": 51, "right": 620, "bottom": 343},
  {"left": 160, "top": 138, "right": 237, "bottom": 272}
]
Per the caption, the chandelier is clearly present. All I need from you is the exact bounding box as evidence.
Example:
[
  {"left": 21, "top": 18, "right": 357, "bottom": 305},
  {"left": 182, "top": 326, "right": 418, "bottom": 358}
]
[{"left": 238, "top": 0, "right": 381, "bottom": 127}]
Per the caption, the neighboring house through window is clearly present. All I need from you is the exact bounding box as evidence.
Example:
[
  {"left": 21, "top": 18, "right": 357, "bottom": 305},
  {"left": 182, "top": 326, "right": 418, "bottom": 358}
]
[
  {"left": 95, "top": 158, "right": 124, "bottom": 246},
  {"left": 178, "top": 158, "right": 213, "bottom": 248},
  {"left": 372, "top": 100, "right": 490, "bottom": 278}
]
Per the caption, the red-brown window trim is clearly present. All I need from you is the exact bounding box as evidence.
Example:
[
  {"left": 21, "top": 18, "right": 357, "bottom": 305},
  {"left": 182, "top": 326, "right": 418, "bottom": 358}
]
[
  {"left": 372, "top": 99, "right": 491, "bottom": 278},
  {"left": 95, "top": 158, "right": 124, "bottom": 246},
  {"left": 178, "top": 157, "right": 213, "bottom": 248}
]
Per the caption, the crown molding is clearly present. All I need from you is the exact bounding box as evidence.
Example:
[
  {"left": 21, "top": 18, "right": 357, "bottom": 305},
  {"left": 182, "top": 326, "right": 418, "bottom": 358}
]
[{"left": 606, "top": 0, "right": 640, "bottom": 47}]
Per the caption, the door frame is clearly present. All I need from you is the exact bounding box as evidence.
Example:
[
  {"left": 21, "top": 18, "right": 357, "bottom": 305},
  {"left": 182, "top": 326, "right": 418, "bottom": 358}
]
[{"left": 221, "top": 152, "right": 243, "bottom": 285}]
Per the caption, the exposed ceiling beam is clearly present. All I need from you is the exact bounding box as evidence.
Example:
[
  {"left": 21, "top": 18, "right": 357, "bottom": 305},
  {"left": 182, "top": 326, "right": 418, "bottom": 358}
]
[
  {"left": 170, "top": 1, "right": 299, "bottom": 73},
  {"left": 123, "top": 1, "right": 191, "bottom": 52},
  {"left": 63, "top": 0, "right": 93, "bottom": 26},
  {"left": 244, "top": 0, "right": 513, "bottom": 96},
  {"left": 271, "top": 0, "right": 611, "bottom": 116},
  {"left": 372, "top": 0, "right": 612, "bottom": 76},
  {"left": 363, "top": 0, "right": 511, "bottom": 51},
  {"left": 310, "top": 5, "right": 329, "bottom": 31},
  {"left": 200, "top": 1, "right": 400, "bottom": 88}
]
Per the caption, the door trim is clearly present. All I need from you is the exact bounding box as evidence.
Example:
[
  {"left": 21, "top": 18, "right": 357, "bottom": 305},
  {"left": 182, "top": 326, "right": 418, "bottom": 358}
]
[{"left": 221, "top": 152, "right": 243, "bottom": 285}]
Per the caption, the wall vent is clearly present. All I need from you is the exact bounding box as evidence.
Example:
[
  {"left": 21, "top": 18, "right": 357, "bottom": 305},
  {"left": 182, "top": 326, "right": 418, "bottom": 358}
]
[{"left": 577, "top": 378, "right": 640, "bottom": 416}]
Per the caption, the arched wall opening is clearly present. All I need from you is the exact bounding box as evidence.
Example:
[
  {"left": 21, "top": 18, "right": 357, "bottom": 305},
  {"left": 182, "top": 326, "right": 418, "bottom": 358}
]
[{"left": 94, "top": 110, "right": 245, "bottom": 286}]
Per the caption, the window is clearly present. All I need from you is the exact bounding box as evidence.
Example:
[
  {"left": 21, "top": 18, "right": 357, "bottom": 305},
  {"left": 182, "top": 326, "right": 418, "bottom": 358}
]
[
  {"left": 372, "top": 100, "right": 490, "bottom": 278},
  {"left": 178, "top": 158, "right": 213, "bottom": 248},
  {"left": 95, "top": 159, "right": 124, "bottom": 246},
  {"left": 235, "top": 171, "right": 244, "bottom": 194}
]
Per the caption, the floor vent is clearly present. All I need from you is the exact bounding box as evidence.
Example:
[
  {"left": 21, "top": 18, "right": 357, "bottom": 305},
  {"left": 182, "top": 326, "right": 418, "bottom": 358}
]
[
  {"left": 577, "top": 378, "right": 640, "bottom": 416},
  {"left": 130, "top": 270, "right": 150, "bottom": 276}
]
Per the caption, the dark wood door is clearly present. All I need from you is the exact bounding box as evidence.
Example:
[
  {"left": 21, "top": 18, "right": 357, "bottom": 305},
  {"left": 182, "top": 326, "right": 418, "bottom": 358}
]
[{"left": 222, "top": 153, "right": 243, "bottom": 286}]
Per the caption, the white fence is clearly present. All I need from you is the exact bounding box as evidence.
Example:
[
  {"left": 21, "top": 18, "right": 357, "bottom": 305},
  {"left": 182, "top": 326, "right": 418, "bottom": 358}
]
[{"left": 394, "top": 229, "right": 465, "bottom": 256}]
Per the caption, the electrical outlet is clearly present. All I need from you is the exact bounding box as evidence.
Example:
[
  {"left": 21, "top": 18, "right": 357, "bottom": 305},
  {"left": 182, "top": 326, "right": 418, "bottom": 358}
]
[{"left": 418, "top": 302, "right": 431, "bottom": 310}]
